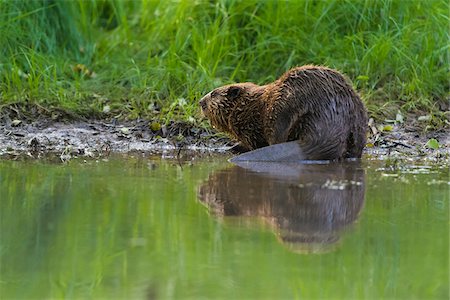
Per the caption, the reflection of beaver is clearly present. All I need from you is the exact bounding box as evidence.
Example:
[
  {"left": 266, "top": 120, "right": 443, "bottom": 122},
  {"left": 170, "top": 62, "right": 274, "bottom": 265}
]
[
  {"left": 199, "top": 65, "right": 368, "bottom": 160},
  {"left": 198, "top": 162, "right": 365, "bottom": 253}
]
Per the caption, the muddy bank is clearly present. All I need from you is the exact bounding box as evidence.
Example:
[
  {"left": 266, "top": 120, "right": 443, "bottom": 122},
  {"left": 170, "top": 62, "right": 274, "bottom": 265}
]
[
  {"left": 0, "top": 117, "right": 232, "bottom": 159},
  {"left": 0, "top": 117, "right": 449, "bottom": 164}
]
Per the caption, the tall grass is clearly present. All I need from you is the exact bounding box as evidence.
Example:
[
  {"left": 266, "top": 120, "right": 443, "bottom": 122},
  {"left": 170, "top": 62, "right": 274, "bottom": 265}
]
[{"left": 0, "top": 0, "right": 448, "bottom": 123}]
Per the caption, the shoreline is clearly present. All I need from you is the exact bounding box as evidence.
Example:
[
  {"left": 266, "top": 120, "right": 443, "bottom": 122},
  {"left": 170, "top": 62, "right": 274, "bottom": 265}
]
[{"left": 1, "top": 118, "right": 449, "bottom": 164}]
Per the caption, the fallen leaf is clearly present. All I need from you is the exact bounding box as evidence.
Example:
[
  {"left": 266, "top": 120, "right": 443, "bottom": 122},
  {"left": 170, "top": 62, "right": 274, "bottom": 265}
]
[
  {"left": 425, "top": 138, "right": 439, "bottom": 150},
  {"left": 11, "top": 119, "right": 22, "bottom": 126},
  {"left": 379, "top": 125, "right": 393, "bottom": 132},
  {"left": 120, "top": 127, "right": 130, "bottom": 134},
  {"left": 418, "top": 115, "right": 431, "bottom": 122}
]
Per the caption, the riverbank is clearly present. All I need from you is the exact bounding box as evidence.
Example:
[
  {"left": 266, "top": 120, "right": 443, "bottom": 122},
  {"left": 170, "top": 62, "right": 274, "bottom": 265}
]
[{"left": 1, "top": 111, "right": 448, "bottom": 164}]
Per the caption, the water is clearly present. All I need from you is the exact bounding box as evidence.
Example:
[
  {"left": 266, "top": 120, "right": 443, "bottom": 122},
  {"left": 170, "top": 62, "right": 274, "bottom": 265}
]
[{"left": 0, "top": 155, "right": 448, "bottom": 299}]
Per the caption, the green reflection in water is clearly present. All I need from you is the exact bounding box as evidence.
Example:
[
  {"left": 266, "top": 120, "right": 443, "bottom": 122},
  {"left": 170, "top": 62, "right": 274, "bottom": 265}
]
[{"left": 0, "top": 156, "right": 448, "bottom": 299}]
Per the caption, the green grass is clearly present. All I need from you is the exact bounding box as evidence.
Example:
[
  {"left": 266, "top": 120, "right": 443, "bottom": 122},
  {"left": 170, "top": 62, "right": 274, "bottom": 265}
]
[{"left": 0, "top": 0, "right": 448, "bottom": 126}]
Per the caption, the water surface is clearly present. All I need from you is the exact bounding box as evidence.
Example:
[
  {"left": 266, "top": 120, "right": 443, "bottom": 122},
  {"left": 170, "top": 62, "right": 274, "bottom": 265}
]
[{"left": 1, "top": 155, "right": 448, "bottom": 299}]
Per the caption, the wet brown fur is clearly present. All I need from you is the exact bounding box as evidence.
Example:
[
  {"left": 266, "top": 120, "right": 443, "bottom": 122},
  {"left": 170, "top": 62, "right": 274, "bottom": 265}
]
[{"left": 199, "top": 65, "right": 368, "bottom": 159}]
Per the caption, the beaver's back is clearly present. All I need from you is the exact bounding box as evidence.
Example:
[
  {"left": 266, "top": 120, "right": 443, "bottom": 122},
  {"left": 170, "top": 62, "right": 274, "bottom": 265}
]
[{"left": 263, "top": 66, "right": 367, "bottom": 159}]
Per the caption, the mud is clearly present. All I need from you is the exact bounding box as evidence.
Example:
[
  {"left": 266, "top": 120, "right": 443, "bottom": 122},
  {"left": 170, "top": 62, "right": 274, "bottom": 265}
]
[
  {"left": 0, "top": 116, "right": 449, "bottom": 164},
  {"left": 0, "top": 118, "right": 232, "bottom": 160}
]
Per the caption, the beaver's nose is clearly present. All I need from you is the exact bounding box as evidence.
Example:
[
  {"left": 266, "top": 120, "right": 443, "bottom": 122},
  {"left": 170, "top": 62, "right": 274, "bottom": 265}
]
[{"left": 199, "top": 98, "right": 207, "bottom": 110}]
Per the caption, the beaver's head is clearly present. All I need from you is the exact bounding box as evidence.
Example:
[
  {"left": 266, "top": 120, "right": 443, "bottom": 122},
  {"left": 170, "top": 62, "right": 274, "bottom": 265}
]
[{"left": 199, "top": 83, "right": 259, "bottom": 133}]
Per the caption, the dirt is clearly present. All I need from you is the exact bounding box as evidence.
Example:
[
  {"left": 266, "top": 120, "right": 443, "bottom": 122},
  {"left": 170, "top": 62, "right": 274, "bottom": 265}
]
[
  {"left": 0, "top": 117, "right": 233, "bottom": 159},
  {"left": 0, "top": 112, "right": 449, "bottom": 164}
]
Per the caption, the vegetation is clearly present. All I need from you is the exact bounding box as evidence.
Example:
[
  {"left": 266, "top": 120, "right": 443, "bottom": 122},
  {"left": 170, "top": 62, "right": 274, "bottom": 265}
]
[{"left": 0, "top": 0, "right": 448, "bottom": 126}]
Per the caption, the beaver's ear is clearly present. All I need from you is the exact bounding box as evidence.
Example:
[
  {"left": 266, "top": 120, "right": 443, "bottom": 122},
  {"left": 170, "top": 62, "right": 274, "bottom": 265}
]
[{"left": 226, "top": 86, "right": 241, "bottom": 100}]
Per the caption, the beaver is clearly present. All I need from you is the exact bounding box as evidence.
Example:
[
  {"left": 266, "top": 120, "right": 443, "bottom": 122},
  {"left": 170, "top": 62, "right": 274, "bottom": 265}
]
[{"left": 199, "top": 65, "right": 368, "bottom": 160}]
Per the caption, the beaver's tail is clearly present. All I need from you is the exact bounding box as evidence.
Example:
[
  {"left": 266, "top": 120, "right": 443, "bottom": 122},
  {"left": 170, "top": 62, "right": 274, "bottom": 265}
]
[
  {"left": 229, "top": 130, "right": 364, "bottom": 163},
  {"left": 229, "top": 141, "right": 313, "bottom": 163}
]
